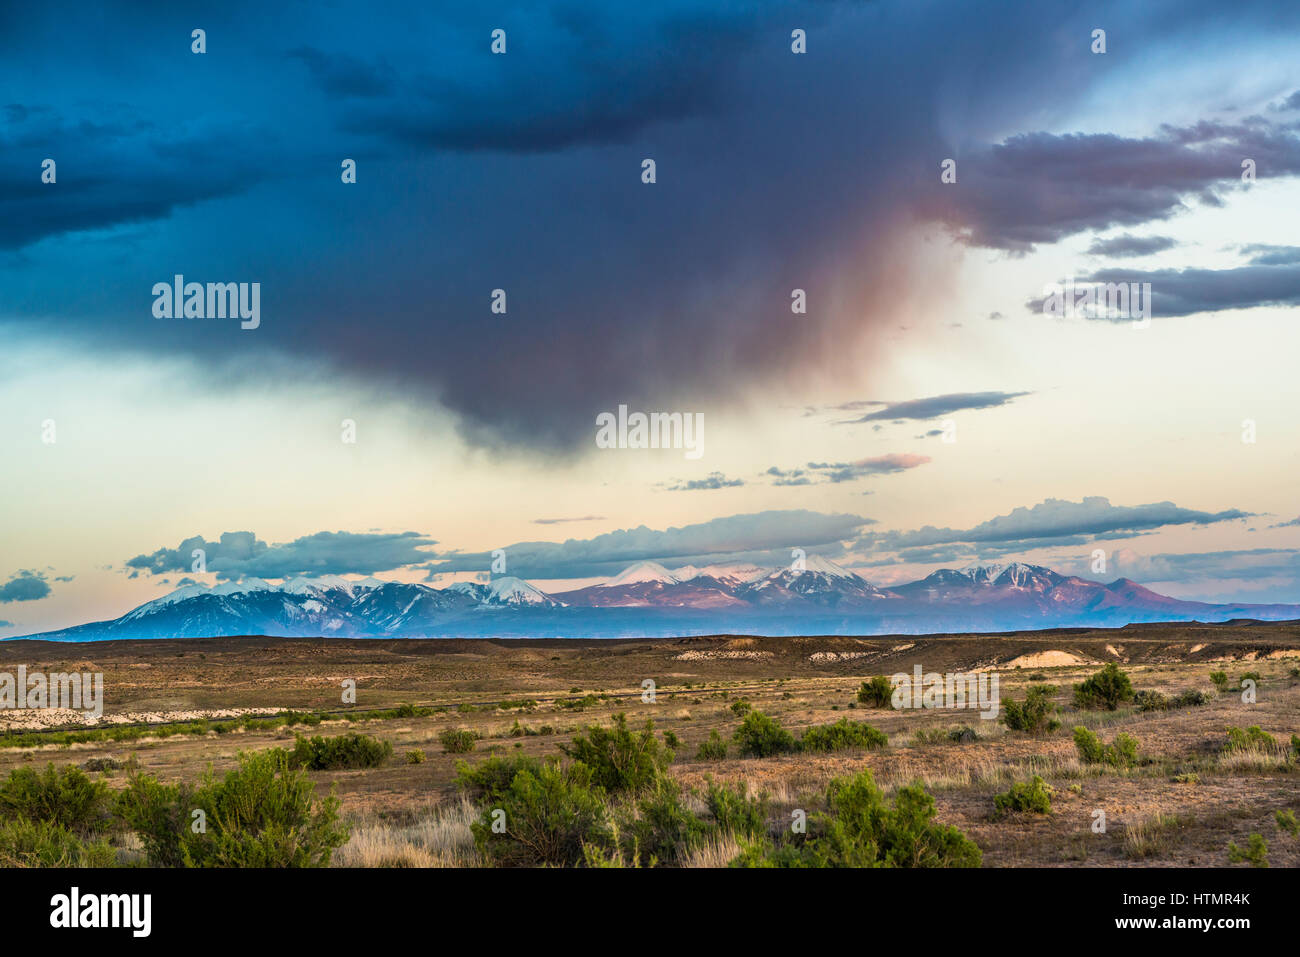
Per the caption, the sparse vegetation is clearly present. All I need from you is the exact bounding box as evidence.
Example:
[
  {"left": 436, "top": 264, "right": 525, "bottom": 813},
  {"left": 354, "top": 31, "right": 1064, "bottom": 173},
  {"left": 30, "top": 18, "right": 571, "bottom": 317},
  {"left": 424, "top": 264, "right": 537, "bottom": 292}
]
[
  {"left": 0, "top": 818, "right": 115, "bottom": 868},
  {"left": 694, "top": 730, "right": 727, "bottom": 761},
  {"left": 1276, "top": 809, "right": 1298, "bottom": 838},
  {"left": 117, "top": 749, "right": 348, "bottom": 867},
  {"left": 732, "top": 710, "right": 797, "bottom": 758},
  {"left": 731, "top": 769, "right": 981, "bottom": 868},
  {"left": 438, "top": 729, "right": 478, "bottom": 754},
  {"left": 800, "top": 718, "right": 888, "bottom": 753},
  {"left": 1073, "top": 663, "right": 1134, "bottom": 711},
  {"left": 289, "top": 732, "right": 394, "bottom": 769},
  {"left": 0, "top": 763, "right": 113, "bottom": 836},
  {"left": 1133, "top": 689, "right": 1208, "bottom": 712},
  {"left": 1227, "top": 832, "right": 1268, "bottom": 868},
  {"left": 1073, "top": 727, "right": 1140, "bottom": 768},
  {"left": 856, "top": 676, "right": 894, "bottom": 708},
  {"left": 1223, "top": 725, "right": 1279, "bottom": 755},
  {"left": 3, "top": 626, "right": 1297, "bottom": 870},
  {"left": 1002, "top": 684, "right": 1060, "bottom": 734},
  {"left": 993, "top": 776, "right": 1053, "bottom": 816},
  {"left": 559, "top": 713, "right": 672, "bottom": 795}
]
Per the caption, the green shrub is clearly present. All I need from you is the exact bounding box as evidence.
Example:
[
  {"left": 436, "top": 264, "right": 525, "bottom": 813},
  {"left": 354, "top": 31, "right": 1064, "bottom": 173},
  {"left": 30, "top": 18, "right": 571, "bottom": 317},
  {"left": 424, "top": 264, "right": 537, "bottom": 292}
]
[
  {"left": 1209, "top": 670, "right": 1229, "bottom": 692},
  {"left": 993, "top": 775, "right": 1053, "bottom": 816},
  {"left": 1227, "top": 833, "right": 1268, "bottom": 867},
  {"left": 1132, "top": 690, "right": 1168, "bottom": 712},
  {"left": 559, "top": 713, "right": 671, "bottom": 795},
  {"left": 454, "top": 754, "right": 543, "bottom": 805},
  {"left": 406, "top": 749, "right": 426, "bottom": 764},
  {"left": 0, "top": 763, "right": 113, "bottom": 836},
  {"left": 910, "top": 727, "right": 949, "bottom": 746},
  {"left": 800, "top": 719, "right": 888, "bottom": 753},
  {"left": 705, "top": 779, "right": 769, "bottom": 840},
  {"left": 1239, "top": 671, "right": 1262, "bottom": 685},
  {"left": 1073, "top": 663, "right": 1134, "bottom": 710},
  {"left": 729, "top": 699, "right": 752, "bottom": 717},
  {"left": 732, "top": 769, "right": 980, "bottom": 868},
  {"left": 116, "top": 749, "right": 347, "bottom": 867},
  {"left": 438, "top": 729, "right": 478, "bottom": 754},
  {"left": 1224, "top": 726, "right": 1279, "bottom": 754},
  {"left": 1001, "top": 685, "right": 1060, "bottom": 734},
  {"left": 1073, "top": 727, "right": 1139, "bottom": 767},
  {"left": 695, "top": 730, "right": 727, "bottom": 761},
  {"left": 288, "top": 732, "right": 393, "bottom": 769},
  {"left": 617, "top": 777, "right": 709, "bottom": 866},
  {"left": 949, "top": 726, "right": 980, "bottom": 743},
  {"left": 1276, "top": 809, "right": 1298, "bottom": 838},
  {"left": 0, "top": 818, "right": 115, "bottom": 868},
  {"left": 732, "top": 711, "right": 796, "bottom": 758},
  {"left": 856, "top": 676, "right": 894, "bottom": 708},
  {"left": 470, "top": 760, "right": 609, "bottom": 867},
  {"left": 662, "top": 730, "right": 680, "bottom": 751}
]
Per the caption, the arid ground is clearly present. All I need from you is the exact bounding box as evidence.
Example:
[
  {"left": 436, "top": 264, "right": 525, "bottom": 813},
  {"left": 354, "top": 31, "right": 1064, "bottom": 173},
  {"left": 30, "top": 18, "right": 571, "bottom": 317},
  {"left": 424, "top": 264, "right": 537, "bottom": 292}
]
[{"left": 2, "top": 620, "right": 1298, "bottom": 868}]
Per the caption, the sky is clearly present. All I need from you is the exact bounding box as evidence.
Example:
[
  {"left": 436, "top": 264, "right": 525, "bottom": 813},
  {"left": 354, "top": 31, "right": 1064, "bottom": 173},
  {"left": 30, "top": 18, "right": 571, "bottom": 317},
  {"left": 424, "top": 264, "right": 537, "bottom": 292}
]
[{"left": 2, "top": 0, "right": 1299, "bottom": 636}]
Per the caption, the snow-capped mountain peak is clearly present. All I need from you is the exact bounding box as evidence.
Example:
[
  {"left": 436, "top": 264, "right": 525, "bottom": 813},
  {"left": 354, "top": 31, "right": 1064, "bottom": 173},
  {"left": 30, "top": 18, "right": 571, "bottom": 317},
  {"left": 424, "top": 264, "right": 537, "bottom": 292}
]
[
  {"left": 601, "top": 561, "right": 679, "bottom": 587},
  {"left": 795, "top": 554, "right": 859, "bottom": 579},
  {"left": 485, "top": 576, "right": 558, "bottom": 606},
  {"left": 675, "top": 562, "right": 770, "bottom": 583}
]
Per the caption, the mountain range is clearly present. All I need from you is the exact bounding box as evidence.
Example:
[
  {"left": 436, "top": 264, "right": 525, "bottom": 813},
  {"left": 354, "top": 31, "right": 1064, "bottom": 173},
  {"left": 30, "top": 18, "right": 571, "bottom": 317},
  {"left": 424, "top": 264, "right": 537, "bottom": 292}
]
[{"left": 12, "top": 559, "right": 1300, "bottom": 642}]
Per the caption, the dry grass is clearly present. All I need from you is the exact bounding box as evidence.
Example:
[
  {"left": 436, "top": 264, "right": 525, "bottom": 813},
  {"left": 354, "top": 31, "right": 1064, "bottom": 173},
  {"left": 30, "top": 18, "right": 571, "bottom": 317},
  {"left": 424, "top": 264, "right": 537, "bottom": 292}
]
[
  {"left": 333, "top": 799, "right": 481, "bottom": 868},
  {"left": 681, "top": 833, "right": 746, "bottom": 868}
]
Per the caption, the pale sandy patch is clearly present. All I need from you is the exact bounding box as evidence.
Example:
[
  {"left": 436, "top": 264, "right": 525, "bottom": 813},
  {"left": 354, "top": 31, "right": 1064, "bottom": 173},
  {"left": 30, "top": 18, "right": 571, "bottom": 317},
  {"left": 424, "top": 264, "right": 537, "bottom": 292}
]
[
  {"left": 1003, "top": 650, "right": 1088, "bottom": 669},
  {"left": 0, "top": 705, "right": 285, "bottom": 731}
]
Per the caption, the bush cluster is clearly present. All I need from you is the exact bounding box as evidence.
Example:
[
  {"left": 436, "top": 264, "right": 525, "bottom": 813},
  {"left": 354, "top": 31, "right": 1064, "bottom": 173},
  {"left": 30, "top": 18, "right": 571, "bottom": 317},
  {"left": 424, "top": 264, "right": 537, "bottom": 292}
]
[
  {"left": 1002, "top": 685, "right": 1060, "bottom": 734},
  {"left": 1072, "top": 727, "right": 1140, "bottom": 767},
  {"left": 0, "top": 750, "right": 350, "bottom": 868},
  {"left": 287, "top": 732, "right": 393, "bottom": 769},
  {"left": 1073, "top": 664, "right": 1134, "bottom": 711},
  {"left": 456, "top": 713, "right": 975, "bottom": 868}
]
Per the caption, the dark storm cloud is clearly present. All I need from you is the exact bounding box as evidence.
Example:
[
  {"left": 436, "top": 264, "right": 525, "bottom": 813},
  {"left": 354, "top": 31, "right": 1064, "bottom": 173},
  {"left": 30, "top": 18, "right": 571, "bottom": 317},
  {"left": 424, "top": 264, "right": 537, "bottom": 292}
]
[
  {"left": 855, "top": 497, "right": 1251, "bottom": 553},
  {"left": 1238, "top": 244, "right": 1300, "bottom": 266},
  {"left": 839, "top": 392, "right": 1030, "bottom": 423},
  {"left": 1035, "top": 261, "right": 1300, "bottom": 318},
  {"left": 0, "top": 571, "right": 51, "bottom": 603},
  {"left": 0, "top": 104, "right": 266, "bottom": 250},
  {"left": 923, "top": 119, "right": 1300, "bottom": 252},
  {"left": 125, "top": 531, "right": 438, "bottom": 581},
  {"left": 1087, "top": 234, "right": 1178, "bottom": 258},
  {"left": 420, "top": 509, "right": 873, "bottom": 579},
  {"left": 287, "top": 47, "right": 397, "bottom": 99},
  {"left": 4, "top": 0, "right": 1299, "bottom": 452}
]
